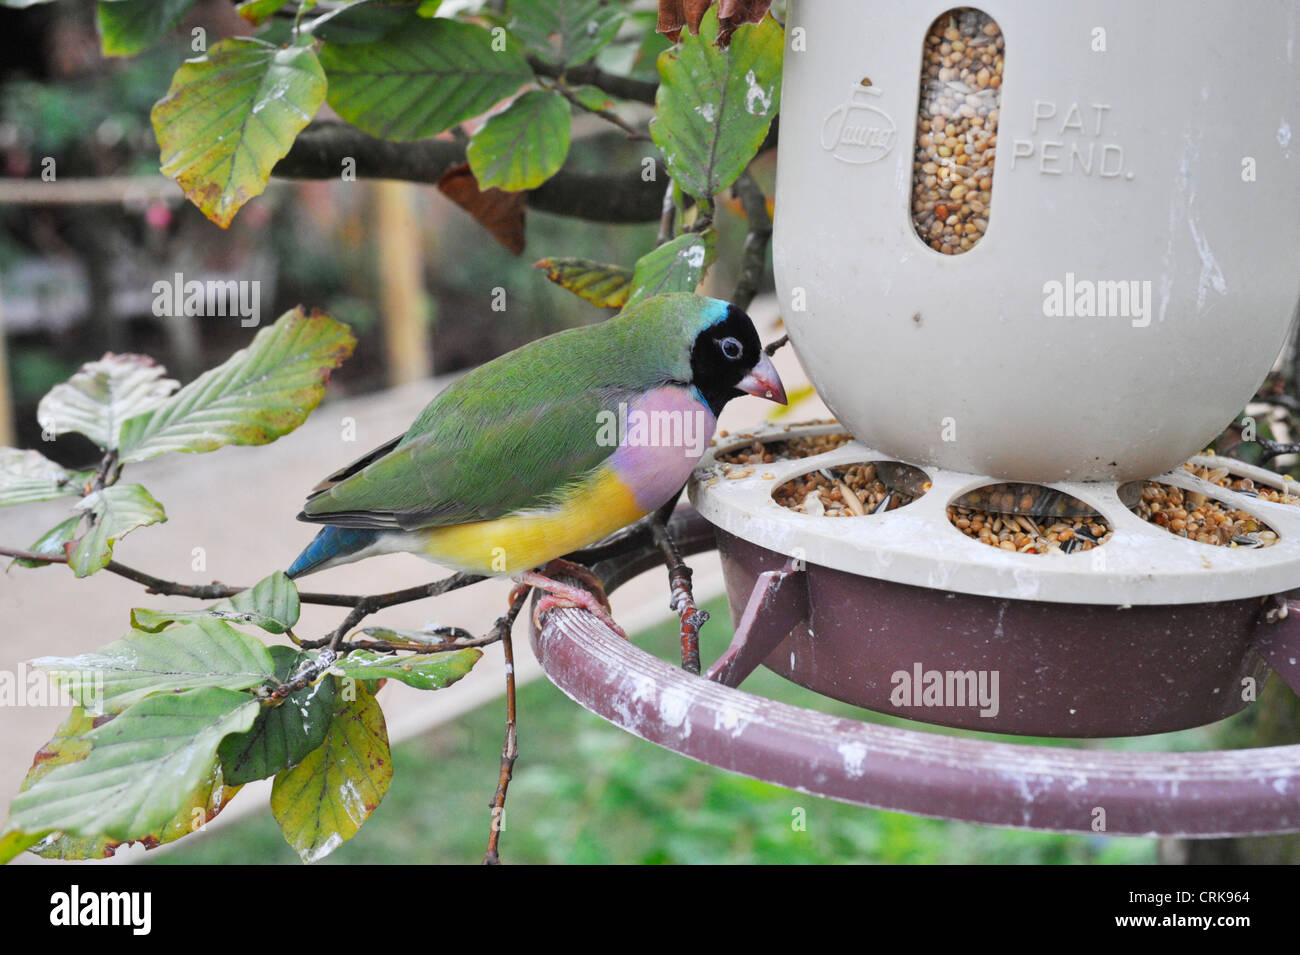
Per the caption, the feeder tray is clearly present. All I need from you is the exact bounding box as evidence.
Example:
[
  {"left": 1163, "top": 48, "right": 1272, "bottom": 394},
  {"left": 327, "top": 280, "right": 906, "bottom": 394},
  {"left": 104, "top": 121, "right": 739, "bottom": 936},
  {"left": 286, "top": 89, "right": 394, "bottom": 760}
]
[{"left": 529, "top": 425, "right": 1300, "bottom": 837}]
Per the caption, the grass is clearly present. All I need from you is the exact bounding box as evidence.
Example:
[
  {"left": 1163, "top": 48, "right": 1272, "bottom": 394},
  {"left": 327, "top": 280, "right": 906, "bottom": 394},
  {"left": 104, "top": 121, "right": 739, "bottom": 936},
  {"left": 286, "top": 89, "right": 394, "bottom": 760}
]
[{"left": 153, "top": 596, "right": 1183, "bottom": 864}]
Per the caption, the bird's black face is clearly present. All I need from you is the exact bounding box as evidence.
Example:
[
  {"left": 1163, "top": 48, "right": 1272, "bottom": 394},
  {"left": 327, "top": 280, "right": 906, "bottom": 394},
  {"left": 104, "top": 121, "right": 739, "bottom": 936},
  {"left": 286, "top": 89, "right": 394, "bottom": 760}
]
[{"left": 689, "top": 303, "right": 787, "bottom": 417}]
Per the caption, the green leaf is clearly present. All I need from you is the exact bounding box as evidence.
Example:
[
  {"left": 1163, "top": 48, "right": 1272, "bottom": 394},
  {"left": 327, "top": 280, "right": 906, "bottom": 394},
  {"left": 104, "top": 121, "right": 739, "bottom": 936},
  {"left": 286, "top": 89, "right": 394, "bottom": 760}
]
[
  {"left": 570, "top": 84, "right": 617, "bottom": 112},
  {"left": 534, "top": 256, "right": 632, "bottom": 308},
  {"left": 508, "top": 0, "right": 624, "bottom": 67},
  {"left": 117, "top": 308, "right": 355, "bottom": 463},
  {"left": 467, "top": 89, "right": 571, "bottom": 191},
  {"left": 626, "top": 231, "right": 717, "bottom": 307},
  {"left": 32, "top": 617, "right": 276, "bottom": 714},
  {"left": 0, "top": 828, "right": 47, "bottom": 865},
  {"left": 334, "top": 647, "right": 482, "bottom": 691},
  {"left": 29, "top": 766, "right": 239, "bottom": 860},
  {"left": 235, "top": 0, "right": 290, "bottom": 26},
  {"left": 131, "top": 570, "right": 301, "bottom": 634},
  {"left": 13, "top": 706, "right": 241, "bottom": 860},
  {"left": 21, "top": 706, "right": 95, "bottom": 786},
  {"left": 212, "top": 570, "right": 299, "bottom": 633},
  {"left": 307, "top": 0, "right": 421, "bottom": 44},
  {"left": 0, "top": 448, "right": 88, "bottom": 507},
  {"left": 650, "top": 7, "right": 782, "bottom": 198},
  {"left": 320, "top": 18, "right": 532, "bottom": 142},
  {"left": 271, "top": 684, "right": 392, "bottom": 862},
  {"left": 219, "top": 646, "right": 335, "bottom": 785},
  {"left": 7, "top": 688, "right": 259, "bottom": 841},
  {"left": 11, "top": 515, "right": 83, "bottom": 569},
  {"left": 151, "top": 38, "right": 326, "bottom": 228},
  {"left": 36, "top": 353, "right": 177, "bottom": 451},
  {"left": 68, "top": 483, "right": 166, "bottom": 578},
  {"left": 96, "top": 0, "right": 198, "bottom": 57}
]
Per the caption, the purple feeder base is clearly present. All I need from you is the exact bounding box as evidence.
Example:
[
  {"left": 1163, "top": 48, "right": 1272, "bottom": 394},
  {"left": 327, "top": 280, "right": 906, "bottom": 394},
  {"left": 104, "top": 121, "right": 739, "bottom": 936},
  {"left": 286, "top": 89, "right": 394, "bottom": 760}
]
[{"left": 531, "top": 507, "right": 1300, "bottom": 837}]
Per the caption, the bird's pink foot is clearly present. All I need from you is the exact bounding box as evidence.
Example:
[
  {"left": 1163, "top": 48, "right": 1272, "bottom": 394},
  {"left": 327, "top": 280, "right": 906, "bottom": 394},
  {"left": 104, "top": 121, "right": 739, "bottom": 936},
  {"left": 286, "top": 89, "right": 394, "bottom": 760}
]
[{"left": 519, "top": 561, "right": 627, "bottom": 639}]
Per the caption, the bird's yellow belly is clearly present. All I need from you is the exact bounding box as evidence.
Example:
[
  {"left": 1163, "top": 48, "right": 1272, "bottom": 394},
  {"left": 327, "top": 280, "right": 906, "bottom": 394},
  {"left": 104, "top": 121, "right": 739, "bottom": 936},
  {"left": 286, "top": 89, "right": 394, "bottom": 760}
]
[{"left": 414, "top": 468, "right": 647, "bottom": 574}]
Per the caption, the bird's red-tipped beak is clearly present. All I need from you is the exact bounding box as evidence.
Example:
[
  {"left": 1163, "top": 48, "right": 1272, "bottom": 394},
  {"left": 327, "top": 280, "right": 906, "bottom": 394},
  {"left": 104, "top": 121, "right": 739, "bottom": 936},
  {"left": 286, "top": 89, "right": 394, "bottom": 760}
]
[{"left": 737, "top": 351, "right": 787, "bottom": 404}]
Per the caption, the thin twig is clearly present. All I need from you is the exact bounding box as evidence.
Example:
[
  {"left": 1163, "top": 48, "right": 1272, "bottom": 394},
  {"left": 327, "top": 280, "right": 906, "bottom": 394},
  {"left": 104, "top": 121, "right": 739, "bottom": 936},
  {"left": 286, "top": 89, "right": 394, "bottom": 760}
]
[
  {"left": 89, "top": 449, "right": 120, "bottom": 493},
  {"left": 332, "top": 632, "right": 502, "bottom": 655},
  {"left": 649, "top": 517, "right": 707, "bottom": 674},
  {"left": 483, "top": 584, "right": 530, "bottom": 865},
  {"left": 1258, "top": 440, "right": 1300, "bottom": 463},
  {"left": 730, "top": 170, "right": 773, "bottom": 311},
  {"left": 540, "top": 77, "right": 652, "bottom": 141},
  {"left": 266, "top": 628, "right": 507, "bottom": 700},
  {"left": 684, "top": 213, "right": 713, "bottom": 234},
  {"left": 655, "top": 179, "right": 676, "bottom": 246},
  {"left": 764, "top": 334, "right": 788, "bottom": 357},
  {"left": 526, "top": 56, "right": 658, "bottom": 104},
  {"left": 0, "top": 544, "right": 484, "bottom": 611},
  {"left": 269, "top": 648, "right": 337, "bottom": 700},
  {"left": 298, "top": 573, "right": 484, "bottom": 649}
]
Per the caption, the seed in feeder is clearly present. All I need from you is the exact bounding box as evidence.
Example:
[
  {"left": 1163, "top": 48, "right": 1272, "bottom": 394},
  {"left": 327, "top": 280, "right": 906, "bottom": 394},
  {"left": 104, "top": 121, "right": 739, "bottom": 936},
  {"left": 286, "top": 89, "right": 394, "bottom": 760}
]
[
  {"left": 774, "top": 461, "right": 927, "bottom": 517},
  {"left": 716, "top": 428, "right": 851, "bottom": 465},
  {"left": 946, "top": 486, "right": 1113, "bottom": 555},
  {"left": 910, "top": 8, "right": 1003, "bottom": 257},
  {"left": 1182, "top": 460, "right": 1300, "bottom": 506},
  {"left": 1132, "top": 479, "right": 1279, "bottom": 547}
]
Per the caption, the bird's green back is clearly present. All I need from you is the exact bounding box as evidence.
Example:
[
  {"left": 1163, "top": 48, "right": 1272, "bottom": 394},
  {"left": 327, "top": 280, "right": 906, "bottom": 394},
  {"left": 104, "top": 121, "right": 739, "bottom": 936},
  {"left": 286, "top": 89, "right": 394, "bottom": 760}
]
[{"left": 301, "top": 294, "right": 726, "bottom": 530}]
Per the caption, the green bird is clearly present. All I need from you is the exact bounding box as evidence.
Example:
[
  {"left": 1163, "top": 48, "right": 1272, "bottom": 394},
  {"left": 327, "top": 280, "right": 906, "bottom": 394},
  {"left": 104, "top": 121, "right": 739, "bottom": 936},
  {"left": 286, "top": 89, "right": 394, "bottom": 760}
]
[{"left": 287, "top": 293, "right": 786, "bottom": 630}]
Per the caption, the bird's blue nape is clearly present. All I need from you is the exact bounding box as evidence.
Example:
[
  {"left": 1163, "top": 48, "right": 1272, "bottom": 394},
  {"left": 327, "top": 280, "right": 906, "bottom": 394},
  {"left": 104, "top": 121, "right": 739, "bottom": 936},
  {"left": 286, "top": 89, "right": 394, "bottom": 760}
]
[
  {"left": 287, "top": 525, "right": 382, "bottom": 578},
  {"left": 703, "top": 297, "right": 734, "bottom": 327}
]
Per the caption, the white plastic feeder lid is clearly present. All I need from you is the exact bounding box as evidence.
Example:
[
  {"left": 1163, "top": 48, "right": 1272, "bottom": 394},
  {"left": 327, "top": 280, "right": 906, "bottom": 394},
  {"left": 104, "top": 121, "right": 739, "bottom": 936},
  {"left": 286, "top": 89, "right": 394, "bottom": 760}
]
[{"left": 689, "top": 423, "right": 1300, "bottom": 606}]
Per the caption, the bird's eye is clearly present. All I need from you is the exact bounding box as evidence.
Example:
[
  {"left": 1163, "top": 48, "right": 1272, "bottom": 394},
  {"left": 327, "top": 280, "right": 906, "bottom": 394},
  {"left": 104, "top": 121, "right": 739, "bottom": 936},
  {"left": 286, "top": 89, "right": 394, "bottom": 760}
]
[{"left": 719, "top": 336, "right": 743, "bottom": 360}]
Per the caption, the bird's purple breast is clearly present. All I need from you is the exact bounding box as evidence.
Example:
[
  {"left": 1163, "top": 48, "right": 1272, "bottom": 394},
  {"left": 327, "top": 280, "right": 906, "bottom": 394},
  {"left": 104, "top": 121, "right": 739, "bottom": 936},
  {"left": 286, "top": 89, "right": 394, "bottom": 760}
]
[{"left": 602, "top": 386, "right": 717, "bottom": 512}]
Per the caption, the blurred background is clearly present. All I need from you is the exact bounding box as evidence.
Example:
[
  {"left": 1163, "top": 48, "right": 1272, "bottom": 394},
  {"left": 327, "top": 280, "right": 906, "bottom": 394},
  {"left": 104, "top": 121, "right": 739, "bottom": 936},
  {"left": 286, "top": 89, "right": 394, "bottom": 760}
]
[{"left": 0, "top": 0, "right": 778, "bottom": 466}]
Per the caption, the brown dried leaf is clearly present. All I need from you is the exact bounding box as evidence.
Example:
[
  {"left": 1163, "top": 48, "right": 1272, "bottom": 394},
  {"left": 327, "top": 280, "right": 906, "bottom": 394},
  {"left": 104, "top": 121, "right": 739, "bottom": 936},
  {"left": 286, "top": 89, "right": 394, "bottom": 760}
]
[
  {"left": 436, "top": 163, "right": 527, "bottom": 255},
  {"left": 657, "top": 0, "right": 771, "bottom": 46}
]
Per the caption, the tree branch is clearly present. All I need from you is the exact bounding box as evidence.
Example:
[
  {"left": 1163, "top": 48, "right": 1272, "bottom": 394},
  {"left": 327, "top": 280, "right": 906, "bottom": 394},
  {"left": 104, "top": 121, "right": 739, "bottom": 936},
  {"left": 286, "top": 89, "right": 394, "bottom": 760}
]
[
  {"left": 730, "top": 170, "right": 772, "bottom": 311},
  {"left": 274, "top": 121, "right": 466, "bottom": 184},
  {"left": 527, "top": 167, "right": 665, "bottom": 223},
  {"left": 273, "top": 121, "right": 666, "bottom": 224},
  {"left": 483, "top": 584, "right": 530, "bottom": 865}
]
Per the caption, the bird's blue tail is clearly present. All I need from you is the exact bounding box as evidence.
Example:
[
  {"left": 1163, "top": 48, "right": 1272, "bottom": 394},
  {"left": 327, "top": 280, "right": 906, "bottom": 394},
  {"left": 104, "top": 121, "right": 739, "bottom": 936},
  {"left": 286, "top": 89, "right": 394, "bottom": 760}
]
[{"left": 287, "top": 526, "right": 382, "bottom": 579}]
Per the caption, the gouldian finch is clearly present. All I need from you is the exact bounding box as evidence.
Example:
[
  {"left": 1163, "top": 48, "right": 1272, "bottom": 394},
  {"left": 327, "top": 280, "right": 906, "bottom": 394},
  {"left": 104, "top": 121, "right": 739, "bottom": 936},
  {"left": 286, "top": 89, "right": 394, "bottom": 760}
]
[{"left": 286, "top": 293, "right": 785, "bottom": 626}]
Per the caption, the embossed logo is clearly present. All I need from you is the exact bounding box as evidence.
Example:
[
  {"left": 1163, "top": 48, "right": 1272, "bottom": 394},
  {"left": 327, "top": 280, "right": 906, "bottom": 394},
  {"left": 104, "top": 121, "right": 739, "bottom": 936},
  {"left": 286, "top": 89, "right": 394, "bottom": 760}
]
[{"left": 821, "top": 83, "right": 897, "bottom": 164}]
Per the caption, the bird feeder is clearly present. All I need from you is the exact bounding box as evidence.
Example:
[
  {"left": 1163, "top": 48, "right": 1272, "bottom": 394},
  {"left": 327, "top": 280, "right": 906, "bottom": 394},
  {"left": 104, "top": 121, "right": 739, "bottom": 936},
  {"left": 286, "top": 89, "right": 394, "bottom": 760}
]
[{"left": 530, "top": 0, "right": 1300, "bottom": 837}]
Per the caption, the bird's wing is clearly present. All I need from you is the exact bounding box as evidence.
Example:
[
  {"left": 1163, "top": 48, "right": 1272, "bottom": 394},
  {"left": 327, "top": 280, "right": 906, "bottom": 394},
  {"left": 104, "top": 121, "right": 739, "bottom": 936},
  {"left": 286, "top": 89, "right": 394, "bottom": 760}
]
[
  {"left": 306, "top": 434, "right": 404, "bottom": 497},
  {"left": 297, "top": 383, "right": 631, "bottom": 530}
]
